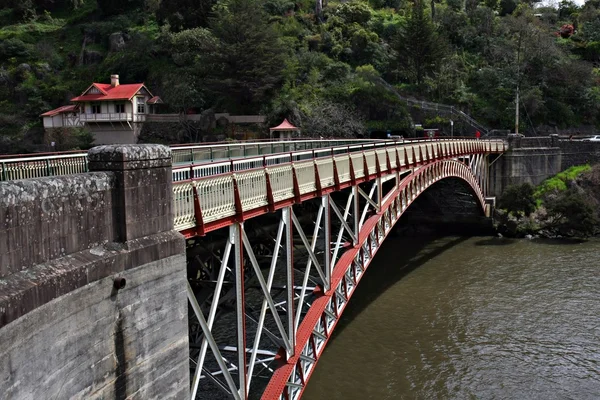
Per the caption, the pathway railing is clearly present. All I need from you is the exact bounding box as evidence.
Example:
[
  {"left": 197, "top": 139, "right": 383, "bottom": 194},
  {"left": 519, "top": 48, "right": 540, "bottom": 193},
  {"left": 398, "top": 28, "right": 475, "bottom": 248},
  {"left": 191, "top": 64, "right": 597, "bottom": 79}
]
[
  {"left": 172, "top": 138, "right": 506, "bottom": 234},
  {"left": 0, "top": 139, "right": 382, "bottom": 182}
]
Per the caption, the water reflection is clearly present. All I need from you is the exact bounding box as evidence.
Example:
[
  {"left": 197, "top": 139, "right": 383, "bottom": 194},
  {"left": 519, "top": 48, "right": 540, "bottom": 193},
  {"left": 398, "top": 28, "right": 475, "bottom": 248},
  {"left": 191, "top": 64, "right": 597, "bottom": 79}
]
[{"left": 302, "top": 236, "right": 600, "bottom": 400}]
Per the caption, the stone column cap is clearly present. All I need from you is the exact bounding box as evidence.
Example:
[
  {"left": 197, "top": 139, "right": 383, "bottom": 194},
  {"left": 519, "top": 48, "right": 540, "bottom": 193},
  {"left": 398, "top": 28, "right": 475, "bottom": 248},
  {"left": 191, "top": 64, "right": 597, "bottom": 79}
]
[{"left": 88, "top": 144, "right": 171, "bottom": 170}]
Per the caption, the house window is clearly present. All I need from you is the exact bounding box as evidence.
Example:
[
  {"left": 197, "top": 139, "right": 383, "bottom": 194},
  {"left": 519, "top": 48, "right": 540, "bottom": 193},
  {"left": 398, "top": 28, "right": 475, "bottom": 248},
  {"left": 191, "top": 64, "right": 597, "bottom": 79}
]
[
  {"left": 137, "top": 98, "right": 145, "bottom": 114},
  {"left": 91, "top": 104, "right": 101, "bottom": 114},
  {"left": 115, "top": 103, "right": 125, "bottom": 113}
]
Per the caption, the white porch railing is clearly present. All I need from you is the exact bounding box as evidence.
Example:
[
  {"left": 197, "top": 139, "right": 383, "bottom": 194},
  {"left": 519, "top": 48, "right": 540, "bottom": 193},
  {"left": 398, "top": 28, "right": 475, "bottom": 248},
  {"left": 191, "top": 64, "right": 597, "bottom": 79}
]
[{"left": 79, "top": 113, "right": 146, "bottom": 122}]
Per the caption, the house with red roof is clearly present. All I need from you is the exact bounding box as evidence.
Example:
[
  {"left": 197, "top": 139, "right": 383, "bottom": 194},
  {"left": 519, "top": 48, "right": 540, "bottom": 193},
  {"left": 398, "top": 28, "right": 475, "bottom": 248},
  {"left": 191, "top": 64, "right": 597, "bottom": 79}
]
[{"left": 41, "top": 74, "right": 162, "bottom": 144}]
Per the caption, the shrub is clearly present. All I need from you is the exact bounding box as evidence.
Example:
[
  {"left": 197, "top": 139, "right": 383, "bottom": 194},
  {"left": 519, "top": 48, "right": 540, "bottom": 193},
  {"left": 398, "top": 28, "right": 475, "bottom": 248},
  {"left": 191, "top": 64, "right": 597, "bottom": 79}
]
[
  {"left": 534, "top": 164, "right": 591, "bottom": 199},
  {"left": 544, "top": 189, "right": 598, "bottom": 237},
  {"left": 498, "top": 183, "right": 536, "bottom": 216}
]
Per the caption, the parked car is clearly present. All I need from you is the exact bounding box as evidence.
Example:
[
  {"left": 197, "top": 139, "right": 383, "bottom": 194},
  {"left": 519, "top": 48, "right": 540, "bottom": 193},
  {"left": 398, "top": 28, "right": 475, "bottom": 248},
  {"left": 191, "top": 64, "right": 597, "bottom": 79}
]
[{"left": 582, "top": 135, "right": 600, "bottom": 141}]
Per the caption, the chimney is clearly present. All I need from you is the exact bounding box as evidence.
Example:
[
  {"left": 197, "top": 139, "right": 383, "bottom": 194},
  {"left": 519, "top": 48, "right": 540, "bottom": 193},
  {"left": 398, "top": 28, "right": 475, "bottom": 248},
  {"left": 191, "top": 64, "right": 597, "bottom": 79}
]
[{"left": 111, "top": 74, "right": 120, "bottom": 87}]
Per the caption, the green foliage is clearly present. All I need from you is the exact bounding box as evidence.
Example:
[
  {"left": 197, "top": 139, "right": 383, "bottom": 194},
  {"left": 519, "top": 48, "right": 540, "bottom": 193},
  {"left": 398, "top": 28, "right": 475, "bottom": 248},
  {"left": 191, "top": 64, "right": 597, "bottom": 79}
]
[
  {"left": 498, "top": 183, "right": 536, "bottom": 216},
  {"left": 45, "top": 127, "right": 94, "bottom": 150},
  {"left": 157, "top": 0, "right": 217, "bottom": 31},
  {"left": 96, "top": 0, "right": 144, "bottom": 16},
  {"left": 203, "top": 0, "right": 286, "bottom": 113},
  {"left": 534, "top": 164, "right": 591, "bottom": 199},
  {"left": 393, "top": 0, "right": 445, "bottom": 86},
  {"left": 1, "top": 0, "right": 600, "bottom": 149},
  {"left": 544, "top": 189, "right": 598, "bottom": 237}
]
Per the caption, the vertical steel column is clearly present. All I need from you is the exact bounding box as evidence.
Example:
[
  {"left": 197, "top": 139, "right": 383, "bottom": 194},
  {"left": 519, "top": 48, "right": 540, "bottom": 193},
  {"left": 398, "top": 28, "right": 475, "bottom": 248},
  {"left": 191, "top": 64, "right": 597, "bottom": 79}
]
[
  {"left": 282, "top": 207, "right": 296, "bottom": 357},
  {"left": 233, "top": 223, "right": 248, "bottom": 399},
  {"left": 376, "top": 177, "right": 383, "bottom": 210},
  {"left": 322, "top": 195, "right": 331, "bottom": 291},
  {"left": 352, "top": 186, "right": 359, "bottom": 246}
]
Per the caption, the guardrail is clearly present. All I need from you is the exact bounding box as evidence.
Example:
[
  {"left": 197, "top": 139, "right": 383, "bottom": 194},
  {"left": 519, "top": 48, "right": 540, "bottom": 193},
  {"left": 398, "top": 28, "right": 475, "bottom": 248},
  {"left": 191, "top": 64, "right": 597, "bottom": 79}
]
[
  {"left": 172, "top": 138, "right": 507, "bottom": 234},
  {"left": 0, "top": 139, "right": 381, "bottom": 182}
]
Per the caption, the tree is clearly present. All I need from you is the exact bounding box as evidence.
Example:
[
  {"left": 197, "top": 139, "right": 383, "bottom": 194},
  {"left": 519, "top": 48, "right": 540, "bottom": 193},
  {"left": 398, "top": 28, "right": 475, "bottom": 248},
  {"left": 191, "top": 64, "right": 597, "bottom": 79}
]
[
  {"left": 203, "top": 0, "right": 285, "bottom": 113},
  {"left": 498, "top": 183, "right": 536, "bottom": 216},
  {"left": 300, "top": 100, "right": 365, "bottom": 138},
  {"left": 393, "top": 0, "right": 445, "bottom": 86},
  {"left": 96, "top": 0, "right": 143, "bottom": 15},
  {"left": 544, "top": 189, "right": 598, "bottom": 236},
  {"left": 157, "top": 0, "right": 217, "bottom": 31}
]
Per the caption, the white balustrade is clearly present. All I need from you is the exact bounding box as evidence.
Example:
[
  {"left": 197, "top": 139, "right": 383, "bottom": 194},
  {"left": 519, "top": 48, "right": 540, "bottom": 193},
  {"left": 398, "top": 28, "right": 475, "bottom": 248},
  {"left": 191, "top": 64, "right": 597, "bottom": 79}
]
[
  {"left": 236, "top": 170, "right": 269, "bottom": 211},
  {"left": 294, "top": 161, "right": 317, "bottom": 195},
  {"left": 172, "top": 167, "right": 191, "bottom": 182},
  {"left": 233, "top": 157, "right": 263, "bottom": 172},
  {"left": 265, "top": 154, "right": 290, "bottom": 166},
  {"left": 350, "top": 153, "right": 365, "bottom": 178},
  {"left": 267, "top": 165, "right": 295, "bottom": 202},
  {"left": 196, "top": 175, "right": 236, "bottom": 223},
  {"left": 387, "top": 148, "right": 397, "bottom": 169},
  {"left": 316, "top": 158, "right": 335, "bottom": 188},
  {"left": 364, "top": 151, "right": 377, "bottom": 175},
  {"left": 334, "top": 155, "right": 351, "bottom": 184},
  {"left": 173, "top": 182, "right": 196, "bottom": 230},
  {"left": 376, "top": 149, "right": 387, "bottom": 171},
  {"left": 192, "top": 162, "right": 231, "bottom": 178}
]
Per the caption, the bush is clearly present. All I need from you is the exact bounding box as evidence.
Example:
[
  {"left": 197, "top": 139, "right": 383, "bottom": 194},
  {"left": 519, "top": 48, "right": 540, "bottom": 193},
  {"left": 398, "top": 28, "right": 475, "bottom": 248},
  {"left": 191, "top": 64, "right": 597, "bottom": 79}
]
[
  {"left": 498, "top": 183, "right": 536, "bottom": 216},
  {"left": 544, "top": 189, "right": 598, "bottom": 237},
  {"left": 534, "top": 164, "right": 591, "bottom": 199},
  {"left": 0, "top": 38, "right": 30, "bottom": 60}
]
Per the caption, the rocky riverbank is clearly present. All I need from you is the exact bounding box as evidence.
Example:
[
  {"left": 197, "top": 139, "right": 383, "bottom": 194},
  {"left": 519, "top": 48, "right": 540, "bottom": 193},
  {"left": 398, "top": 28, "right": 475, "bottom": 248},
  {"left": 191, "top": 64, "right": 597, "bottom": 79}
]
[{"left": 494, "top": 164, "right": 600, "bottom": 239}]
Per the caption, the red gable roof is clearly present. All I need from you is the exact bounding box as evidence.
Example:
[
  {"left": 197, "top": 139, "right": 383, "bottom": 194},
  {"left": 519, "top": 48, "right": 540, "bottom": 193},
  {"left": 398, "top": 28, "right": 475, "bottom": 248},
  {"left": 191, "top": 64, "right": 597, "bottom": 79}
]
[
  {"left": 147, "top": 96, "right": 162, "bottom": 104},
  {"left": 40, "top": 105, "right": 78, "bottom": 117},
  {"left": 270, "top": 118, "right": 299, "bottom": 131},
  {"left": 71, "top": 83, "right": 150, "bottom": 102}
]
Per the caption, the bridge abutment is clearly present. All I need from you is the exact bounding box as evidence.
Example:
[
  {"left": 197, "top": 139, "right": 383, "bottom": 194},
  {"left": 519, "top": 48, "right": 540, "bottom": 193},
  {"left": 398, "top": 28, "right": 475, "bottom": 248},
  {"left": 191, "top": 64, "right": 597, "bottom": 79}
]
[{"left": 0, "top": 145, "right": 189, "bottom": 399}]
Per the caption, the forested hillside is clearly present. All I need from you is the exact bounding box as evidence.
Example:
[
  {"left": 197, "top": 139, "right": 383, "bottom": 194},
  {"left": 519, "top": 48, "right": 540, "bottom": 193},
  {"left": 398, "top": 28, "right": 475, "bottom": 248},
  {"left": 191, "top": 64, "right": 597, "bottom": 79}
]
[{"left": 1, "top": 0, "right": 600, "bottom": 151}]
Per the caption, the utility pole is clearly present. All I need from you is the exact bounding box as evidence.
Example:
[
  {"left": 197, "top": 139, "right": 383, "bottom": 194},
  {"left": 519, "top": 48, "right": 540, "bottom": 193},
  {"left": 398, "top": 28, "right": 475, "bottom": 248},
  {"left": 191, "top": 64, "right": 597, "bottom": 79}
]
[{"left": 515, "top": 30, "right": 522, "bottom": 135}]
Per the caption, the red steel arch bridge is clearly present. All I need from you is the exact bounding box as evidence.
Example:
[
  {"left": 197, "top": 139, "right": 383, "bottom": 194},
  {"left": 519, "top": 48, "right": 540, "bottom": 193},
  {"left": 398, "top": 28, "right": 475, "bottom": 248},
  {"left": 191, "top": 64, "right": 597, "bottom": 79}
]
[{"left": 1, "top": 137, "right": 506, "bottom": 399}]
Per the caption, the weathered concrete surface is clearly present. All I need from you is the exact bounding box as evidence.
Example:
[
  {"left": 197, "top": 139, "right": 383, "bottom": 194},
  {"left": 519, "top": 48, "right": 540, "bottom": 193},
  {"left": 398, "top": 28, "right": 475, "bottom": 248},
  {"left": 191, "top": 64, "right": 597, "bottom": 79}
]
[
  {"left": 0, "top": 254, "right": 189, "bottom": 400},
  {"left": 489, "top": 147, "right": 561, "bottom": 196},
  {"left": 89, "top": 144, "right": 173, "bottom": 242},
  {"left": 0, "top": 144, "right": 189, "bottom": 399},
  {"left": 489, "top": 137, "right": 600, "bottom": 196},
  {"left": 0, "top": 230, "right": 184, "bottom": 327},
  {"left": 0, "top": 173, "right": 115, "bottom": 278},
  {"left": 558, "top": 140, "right": 600, "bottom": 169}
]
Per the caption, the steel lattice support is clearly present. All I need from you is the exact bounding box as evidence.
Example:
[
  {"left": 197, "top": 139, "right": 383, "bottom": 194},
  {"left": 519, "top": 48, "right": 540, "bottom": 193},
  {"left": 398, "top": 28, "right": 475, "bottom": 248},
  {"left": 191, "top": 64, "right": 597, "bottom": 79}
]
[{"left": 186, "top": 150, "right": 498, "bottom": 400}]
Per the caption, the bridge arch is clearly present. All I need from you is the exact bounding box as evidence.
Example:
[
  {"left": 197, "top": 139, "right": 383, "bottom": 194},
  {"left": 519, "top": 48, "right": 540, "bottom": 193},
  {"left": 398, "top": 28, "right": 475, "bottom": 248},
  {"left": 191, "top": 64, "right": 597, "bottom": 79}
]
[{"left": 260, "top": 159, "right": 487, "bottom": 400}]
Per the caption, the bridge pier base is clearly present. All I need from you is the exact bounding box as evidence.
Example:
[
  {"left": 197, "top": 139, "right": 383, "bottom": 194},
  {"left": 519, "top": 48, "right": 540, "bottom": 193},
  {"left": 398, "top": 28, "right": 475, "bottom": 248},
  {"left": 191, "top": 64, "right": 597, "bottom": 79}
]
[{"left": 0, "top": 145, "right": 189, "bottom": 400}]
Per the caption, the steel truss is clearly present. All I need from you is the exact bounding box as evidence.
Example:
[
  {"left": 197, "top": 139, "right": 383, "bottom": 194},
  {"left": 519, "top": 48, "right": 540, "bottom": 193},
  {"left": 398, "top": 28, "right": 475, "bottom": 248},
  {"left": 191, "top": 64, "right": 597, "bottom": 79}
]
[{"left": 187, "top": 157, "right": 490, "bottom": 400}]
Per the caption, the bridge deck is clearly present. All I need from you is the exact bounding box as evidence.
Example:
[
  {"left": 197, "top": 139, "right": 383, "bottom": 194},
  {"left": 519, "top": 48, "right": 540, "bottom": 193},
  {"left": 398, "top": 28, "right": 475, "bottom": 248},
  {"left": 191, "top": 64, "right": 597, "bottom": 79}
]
[{"left": 172, "top": 138, "right": 506, "bottom": 236}]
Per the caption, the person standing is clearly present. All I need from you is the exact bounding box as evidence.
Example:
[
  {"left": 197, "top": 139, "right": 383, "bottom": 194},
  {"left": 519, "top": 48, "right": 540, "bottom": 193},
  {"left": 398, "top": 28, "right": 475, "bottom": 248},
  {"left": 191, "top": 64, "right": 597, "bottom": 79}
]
[{"left": 475, "top": 130, "right": 481, "bottom": 139}]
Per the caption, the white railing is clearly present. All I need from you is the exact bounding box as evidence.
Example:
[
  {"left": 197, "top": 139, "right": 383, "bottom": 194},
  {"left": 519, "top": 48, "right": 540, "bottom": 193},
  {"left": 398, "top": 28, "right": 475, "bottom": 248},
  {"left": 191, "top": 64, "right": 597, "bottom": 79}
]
[
  {"left": 0, "top": 153, "right": 88, "bottom": 181},
  {"left": 0, "top": 138, "right": 506, "bottom": 233},
  {"left": 78, "top": 113, "right": 146, "bottom": 122},
  {"left": 174, "top": 138, "right": 507, "bottom": 232},
  {"left": 0, "top": 139, "right": 381, "bottom": 182}
]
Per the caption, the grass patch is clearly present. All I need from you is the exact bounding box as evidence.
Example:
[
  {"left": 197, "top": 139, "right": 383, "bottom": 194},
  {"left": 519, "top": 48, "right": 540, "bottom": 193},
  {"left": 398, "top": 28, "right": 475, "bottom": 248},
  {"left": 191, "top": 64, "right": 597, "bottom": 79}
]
[{"left": 534, "top": 164, "right": 591, "bottom": 199}]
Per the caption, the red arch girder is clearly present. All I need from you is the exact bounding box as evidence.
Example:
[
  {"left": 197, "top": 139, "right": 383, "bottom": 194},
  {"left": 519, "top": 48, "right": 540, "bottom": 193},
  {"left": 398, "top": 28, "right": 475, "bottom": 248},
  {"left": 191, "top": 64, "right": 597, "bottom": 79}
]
[{"left": 261, "top": 159, "right": 486, "bottom": 400}]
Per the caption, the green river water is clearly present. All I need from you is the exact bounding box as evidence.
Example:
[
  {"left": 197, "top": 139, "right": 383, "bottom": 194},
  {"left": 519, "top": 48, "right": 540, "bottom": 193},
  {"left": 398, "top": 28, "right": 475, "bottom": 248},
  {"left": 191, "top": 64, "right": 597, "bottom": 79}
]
[{"left": 302, "top": 236, "right": 600, "bottom": 400}]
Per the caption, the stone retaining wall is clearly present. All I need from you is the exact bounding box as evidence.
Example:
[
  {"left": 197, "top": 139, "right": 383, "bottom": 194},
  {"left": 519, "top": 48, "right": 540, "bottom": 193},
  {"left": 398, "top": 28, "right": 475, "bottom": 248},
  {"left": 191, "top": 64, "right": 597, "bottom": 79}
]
[{"left": 0, "top": 144, "right": 189, "bottom": 399}]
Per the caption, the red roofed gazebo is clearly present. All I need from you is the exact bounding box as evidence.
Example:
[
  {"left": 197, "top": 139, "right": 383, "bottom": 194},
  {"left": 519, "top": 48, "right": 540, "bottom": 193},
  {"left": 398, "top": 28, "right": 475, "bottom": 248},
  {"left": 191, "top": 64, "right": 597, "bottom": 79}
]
[{"left": 269, "top": 119, "right": 299, "bottom": 140}]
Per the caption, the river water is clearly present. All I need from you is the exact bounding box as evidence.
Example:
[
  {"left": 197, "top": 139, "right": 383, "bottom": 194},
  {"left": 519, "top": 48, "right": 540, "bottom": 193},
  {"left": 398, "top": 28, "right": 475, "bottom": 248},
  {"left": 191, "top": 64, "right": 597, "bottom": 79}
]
[{"left": 303, "top": 236, "right": 600, "bottom": 400}]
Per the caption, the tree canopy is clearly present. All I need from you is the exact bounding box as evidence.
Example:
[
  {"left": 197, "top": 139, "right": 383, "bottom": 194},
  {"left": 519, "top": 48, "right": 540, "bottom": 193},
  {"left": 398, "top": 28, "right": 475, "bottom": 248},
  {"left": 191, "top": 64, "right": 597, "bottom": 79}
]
[{"left": 2, "top": 0, "right": 600, "bottom": 149}]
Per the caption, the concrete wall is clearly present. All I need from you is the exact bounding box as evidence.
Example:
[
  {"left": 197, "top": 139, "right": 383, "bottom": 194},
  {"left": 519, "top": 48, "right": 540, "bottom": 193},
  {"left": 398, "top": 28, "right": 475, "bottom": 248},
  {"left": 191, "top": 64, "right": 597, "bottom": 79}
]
[
  {"left": 0, "top": 144, "right": 189, "bottom": 399},
  {"left": 489, "top": 147, "right": 562, "bottom": 196},
  {"left": 489, "top": 135, "right": 600, "bottom": 196},
  {"left": 558, "top": 140, "right": 600, "bottom": 169}
]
